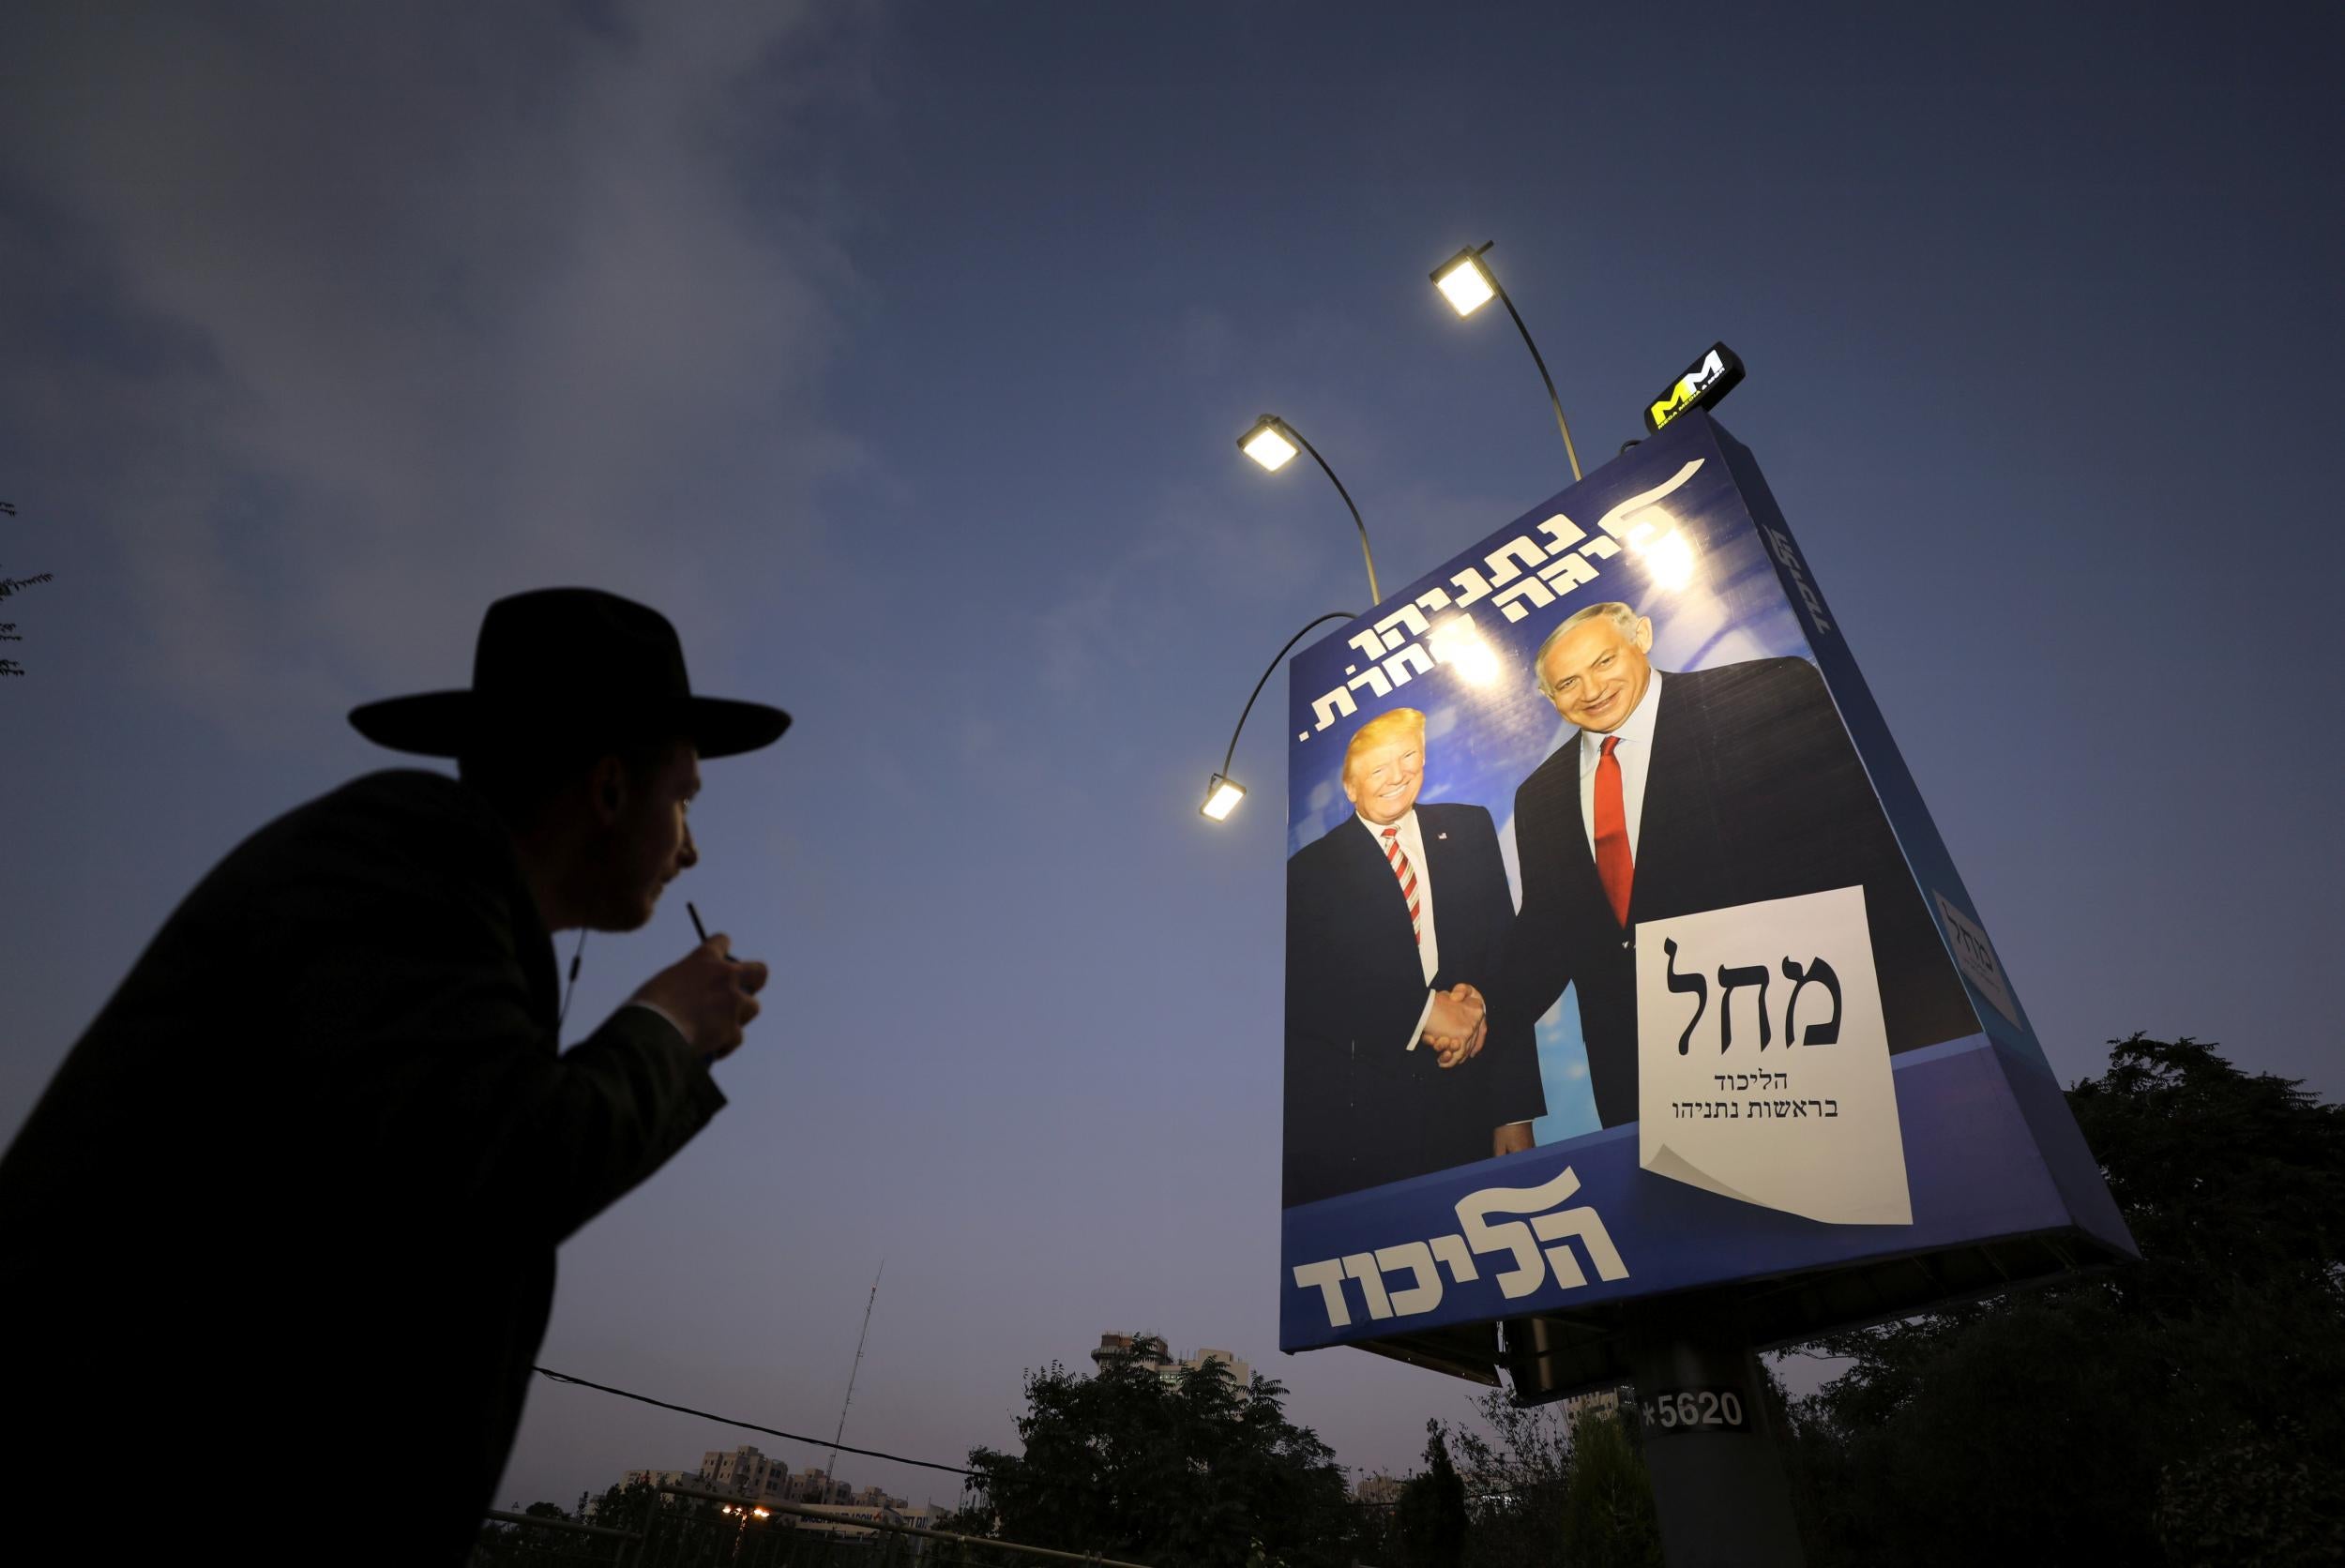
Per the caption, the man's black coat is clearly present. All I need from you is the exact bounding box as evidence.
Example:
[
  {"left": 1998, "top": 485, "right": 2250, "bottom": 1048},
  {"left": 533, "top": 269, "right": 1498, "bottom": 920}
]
[
  {"left": 1283, "top": 802, "right": 1546, "bottom": 1207},
  {"left": 1486, "top": 658, "right": 1977, "bottom": 1129},
  {"left": 0, "top": 771, "right": 723, "bottom": 1562}
]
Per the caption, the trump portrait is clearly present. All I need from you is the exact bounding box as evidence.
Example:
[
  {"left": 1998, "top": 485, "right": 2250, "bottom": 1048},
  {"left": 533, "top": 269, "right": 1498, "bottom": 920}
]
[{"left": 1282, "top": 708, "right": 1545, "bottom": 1207}]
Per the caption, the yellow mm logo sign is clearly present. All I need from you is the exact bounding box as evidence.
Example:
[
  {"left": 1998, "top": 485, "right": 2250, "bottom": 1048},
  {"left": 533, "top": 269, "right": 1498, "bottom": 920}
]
[{"left": 1644, "top": 344, "right": 1745, "bottom": 433}]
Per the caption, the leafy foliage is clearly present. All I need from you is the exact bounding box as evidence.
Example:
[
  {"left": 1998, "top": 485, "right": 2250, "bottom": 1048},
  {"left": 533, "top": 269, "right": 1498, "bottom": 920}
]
[
  {"left": 467, "top": 1496, "right": 598, "bottom": 1564},
  {"left": 1387, "top": 1392, "right": 1656, "bottom": 1568},
  {"left": 468, "top": 1479, "right": 730, "bottom": 1566},
  {"left": 0, "top": 570, "right": 52, "bottom": 676},
  {"left": 1781, "top": 1035, "right": 2345, "bottom": 1566},
  {"left": 965, "top": 1336, "right": 1353, "bottom": 1568},
  {"left": 1445, "top": 1389, "right": 1576, "bottom": 1568},
  {"left": 1392, "top": 1422, "right": 1469, "bottom": 1568},
  {"left": 0, "top": 503, "right": 52, "bottom": 678},
  {"left": 1554, "top": 1410, "right": 1660, "bottom": 1568}
]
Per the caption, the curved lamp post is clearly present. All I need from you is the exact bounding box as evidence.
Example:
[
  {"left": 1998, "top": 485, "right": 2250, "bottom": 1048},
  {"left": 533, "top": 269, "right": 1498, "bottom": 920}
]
[
  {"left": 1236, "top": 415, "right": 1383, "bottom": 604},
  {"left": 1430, "top": 242, "right": 1584, "bottom": 484},
  {"left": 1202, "top": 610, "right": 1361, "bottom": 822}
]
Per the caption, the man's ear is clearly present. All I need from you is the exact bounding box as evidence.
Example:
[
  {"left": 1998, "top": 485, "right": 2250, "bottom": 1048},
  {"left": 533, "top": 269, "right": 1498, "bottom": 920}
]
[
  {"left": 587, "top": 753, "right": 629, "bottom": 825},
  {"left": 1632, "top": 616, "right": 1655, "bottom": 653}
]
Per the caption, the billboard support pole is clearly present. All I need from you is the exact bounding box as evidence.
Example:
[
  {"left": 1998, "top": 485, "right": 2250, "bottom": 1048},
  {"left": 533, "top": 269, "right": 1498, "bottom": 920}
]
[{"left": 1626, "top": 1295, "right": 1806, "bottom": 1568}]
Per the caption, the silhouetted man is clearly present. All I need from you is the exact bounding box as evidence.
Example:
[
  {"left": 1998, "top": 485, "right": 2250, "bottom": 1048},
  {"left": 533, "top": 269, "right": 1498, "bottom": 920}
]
[{"left": 0, "top": 588, "right": 786, "bottom": 1564}]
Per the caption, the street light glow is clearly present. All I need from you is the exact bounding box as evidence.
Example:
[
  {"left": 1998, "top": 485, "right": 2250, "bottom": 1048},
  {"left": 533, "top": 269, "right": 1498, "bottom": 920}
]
[
  {"left": 1620, "top": 508, "right": 1700, "bottom": 591},
  {"left": 1643, "top": 532, "right": 1699, "bottom": 591},
  {"left": 1238, "top": 418, "right": 1298, "bottom": 472},
  {"left": 1431, "top": 249, "right": 1496, "bottom": 316},
  {"left": 1430, "top": 619, "right": 1503, "bottom": 686},
  {"left": 1202, "top": 774, "right": 1247, "bottom": 822}
]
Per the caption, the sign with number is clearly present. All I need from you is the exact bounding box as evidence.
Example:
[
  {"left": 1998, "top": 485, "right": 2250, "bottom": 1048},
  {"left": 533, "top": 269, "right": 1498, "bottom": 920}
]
[{"left": 1638, "top": 1386, "right": 1751, "bottom": 1436}]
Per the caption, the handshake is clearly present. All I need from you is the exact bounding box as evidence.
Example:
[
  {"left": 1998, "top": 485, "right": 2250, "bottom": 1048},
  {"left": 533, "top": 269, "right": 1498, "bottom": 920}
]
[{"left": 1421, "top": 982, "right": 1488, "bottom": 1069}]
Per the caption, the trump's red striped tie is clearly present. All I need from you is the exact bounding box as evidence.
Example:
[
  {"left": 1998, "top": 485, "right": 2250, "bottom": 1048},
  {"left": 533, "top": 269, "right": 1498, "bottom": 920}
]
[{"left": 1381, "top": 826, "right": 1422, "bottom": 944}]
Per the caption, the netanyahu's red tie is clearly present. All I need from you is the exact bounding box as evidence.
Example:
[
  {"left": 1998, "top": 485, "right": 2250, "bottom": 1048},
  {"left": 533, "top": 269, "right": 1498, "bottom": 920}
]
[{"left": 1594, "top": 735, "right": 1633, "bottom": 927}]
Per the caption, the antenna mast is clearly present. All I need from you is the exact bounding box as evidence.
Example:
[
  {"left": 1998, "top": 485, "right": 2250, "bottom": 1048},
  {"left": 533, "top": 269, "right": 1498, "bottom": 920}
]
[{"left": 826, "top": 1260, "right": 884, "bottom": 1494}]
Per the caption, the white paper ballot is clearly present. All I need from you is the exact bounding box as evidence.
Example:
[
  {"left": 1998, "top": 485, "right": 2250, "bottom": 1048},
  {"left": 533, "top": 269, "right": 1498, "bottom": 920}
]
[{"left": 1636, "top": 885, "right": 1912, "bottom": 1226}]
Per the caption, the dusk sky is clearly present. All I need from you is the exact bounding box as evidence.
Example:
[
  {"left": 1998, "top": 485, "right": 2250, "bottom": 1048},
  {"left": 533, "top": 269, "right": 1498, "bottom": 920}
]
[{"left": 5, "top": 1, "right": 2340, "bottom": 1514}]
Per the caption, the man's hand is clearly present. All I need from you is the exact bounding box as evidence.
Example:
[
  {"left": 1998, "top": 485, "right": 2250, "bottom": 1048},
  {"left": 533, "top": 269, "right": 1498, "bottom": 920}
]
[
  {"left": 1492, "top": 1122, "right": 1535, "bottom": 1158},
  {"left": 631, "top": 934, "right": 768, "bottom": 1062},
  {"left": 1424, "top": 984, "right": 1487, "bottom": 1067}
]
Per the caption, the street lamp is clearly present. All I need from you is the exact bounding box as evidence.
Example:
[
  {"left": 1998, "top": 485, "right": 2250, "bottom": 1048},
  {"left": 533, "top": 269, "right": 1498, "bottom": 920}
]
[
  {"left": 1430, "top": 242, "right": 1585, "bottom": 484},
  {"left": 1202, "top": 776, "right": 1246, "bottom": 822},
  {"left": 1201, "top": 611, "right": 1361, "bottom": 822},
  {"left": 1235, "top": 415, "right": 1382, "bottom": 603},
  {"left": 1237, "top": 419, "right": 1298, "bottom": 472}
]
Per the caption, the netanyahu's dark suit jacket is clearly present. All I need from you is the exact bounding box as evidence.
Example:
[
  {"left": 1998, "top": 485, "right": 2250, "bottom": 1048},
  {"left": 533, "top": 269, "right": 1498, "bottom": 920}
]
[
  {"left": 1487, "top": 658, "right": 1976, "bottom": 1129},
  {"left": 1284, "top": 802, "right": 1547, "bottom": 1207},
  {"left": 0, "top": 771, "right": 723, "bottom": 1565}
]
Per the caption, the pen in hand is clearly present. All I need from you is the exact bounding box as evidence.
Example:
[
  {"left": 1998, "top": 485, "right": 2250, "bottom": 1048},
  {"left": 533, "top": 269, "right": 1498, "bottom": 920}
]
[{"left": 688, "top": 900, "right": 739, "bottom": 966}]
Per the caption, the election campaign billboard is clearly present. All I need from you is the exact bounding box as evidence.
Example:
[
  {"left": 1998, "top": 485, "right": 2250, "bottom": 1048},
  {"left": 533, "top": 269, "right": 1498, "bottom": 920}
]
[{"left": 1278, "top": 409, "right": 2135, "bottom": 1394}]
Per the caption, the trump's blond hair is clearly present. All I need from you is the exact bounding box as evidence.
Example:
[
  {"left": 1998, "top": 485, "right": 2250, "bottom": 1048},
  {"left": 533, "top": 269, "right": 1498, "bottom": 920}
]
[{"left": 1341, "top": 707, "right": 1428, "bottom": 784}]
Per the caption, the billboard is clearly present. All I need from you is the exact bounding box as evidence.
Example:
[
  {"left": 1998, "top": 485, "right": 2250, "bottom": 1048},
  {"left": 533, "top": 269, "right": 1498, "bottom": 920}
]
[{"left": 1277, "top": 410, "right": 2135, "bottom": 1393}]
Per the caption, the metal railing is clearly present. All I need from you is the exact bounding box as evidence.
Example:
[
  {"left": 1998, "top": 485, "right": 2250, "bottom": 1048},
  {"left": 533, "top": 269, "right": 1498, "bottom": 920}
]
[{"left": 475, "top": 1479, "right": 1152, "bottom": 1568}]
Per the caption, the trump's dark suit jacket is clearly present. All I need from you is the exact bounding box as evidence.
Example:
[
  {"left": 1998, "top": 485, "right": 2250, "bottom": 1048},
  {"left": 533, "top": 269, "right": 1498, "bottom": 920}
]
[
  {"left": 1284, "top": 802, "right": 1547, "bottom": 1207},
  {"left": 0, "top": 771, "right": 723, "bottom": 1565},
  {"left": 1486, "top": 658, "right": 1976, "bottom": 1129}
]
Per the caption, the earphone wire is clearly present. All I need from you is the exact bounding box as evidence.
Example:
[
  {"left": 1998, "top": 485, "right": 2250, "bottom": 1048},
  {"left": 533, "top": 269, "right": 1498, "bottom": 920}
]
[{"left": 557, "top": 928, "right": 587, "bottom": 1031}]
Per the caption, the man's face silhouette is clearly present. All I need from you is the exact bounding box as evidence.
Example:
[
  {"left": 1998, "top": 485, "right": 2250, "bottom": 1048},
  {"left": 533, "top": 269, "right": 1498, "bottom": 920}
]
[
  {"left": 1539, "top": 613, "right": 1655, "bottom": 734},
  {"left": 591, "top": 739, "right": 702, "bottom": 930}
]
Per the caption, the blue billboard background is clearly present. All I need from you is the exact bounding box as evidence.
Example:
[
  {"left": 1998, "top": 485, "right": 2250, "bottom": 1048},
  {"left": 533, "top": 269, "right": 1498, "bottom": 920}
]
[{"left": 1278, "top": 411, "right": 2132, "bottom": 1364}]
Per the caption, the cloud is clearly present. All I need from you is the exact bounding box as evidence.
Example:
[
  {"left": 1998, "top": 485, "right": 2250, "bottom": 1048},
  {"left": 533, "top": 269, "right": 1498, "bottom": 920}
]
[{"left": 0, "top": 0, "right": 875, "bottom": 733}]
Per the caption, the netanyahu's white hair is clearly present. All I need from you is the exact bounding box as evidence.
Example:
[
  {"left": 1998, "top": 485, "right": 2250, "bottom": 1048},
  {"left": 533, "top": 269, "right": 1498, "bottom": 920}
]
[{"left": 1533, "top": 602, "right": 1642, "bottom": 698}]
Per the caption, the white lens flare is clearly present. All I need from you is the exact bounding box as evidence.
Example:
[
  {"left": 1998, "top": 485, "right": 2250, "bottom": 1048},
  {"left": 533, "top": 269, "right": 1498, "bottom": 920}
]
[
  {"left": 1621, "top": 508, "right": 1700, "bottom": 591},
  {"left": 1430, "top": 620, "right": 1503, "bottom": 686}
]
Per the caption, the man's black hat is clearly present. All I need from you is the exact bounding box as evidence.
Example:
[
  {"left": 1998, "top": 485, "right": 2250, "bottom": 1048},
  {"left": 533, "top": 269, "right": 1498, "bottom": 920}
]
[{"left": 348, "top": 587, "right": 790, "bottom": 759}]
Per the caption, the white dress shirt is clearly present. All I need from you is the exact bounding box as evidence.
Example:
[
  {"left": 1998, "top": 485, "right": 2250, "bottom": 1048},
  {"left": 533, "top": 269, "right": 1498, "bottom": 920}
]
[
  {"left": 1355, "top": 808, "right": 1443, "bottom": 1049},
  {"left": 1577, "top": 670, "right": 1664, "bottom": 863}
]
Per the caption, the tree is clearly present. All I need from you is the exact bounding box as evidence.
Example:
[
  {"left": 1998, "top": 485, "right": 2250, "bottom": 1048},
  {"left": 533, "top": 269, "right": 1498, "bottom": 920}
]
[
  {"left": 578, "top": 1478, "right": 662, "bottom": 1538},
  {"left": 1780, "top": 1035, "right": 2345, "bottom": 1566},
  {"left": 0, "top": 499, "right": 53, "bottom": 678},
  {"left": 1446, "top": 1389, "right": 1576, "bottom": 1568},
  {"left": 466, "top": 1478, "right": 735, "bottom": 1564},
  {"left": 966, "top": 1336, "right": 1354, "bottom": 1568},
  {"left": 1392, "top": 1421, "right": 1468, "bottom": 1568},
  {"left": 934, "top": 1498, "right": 1001, "bottom": 1538},
  {"left": 467, "top": 1498, "right": 584, "bottom": 1564},
  {"left": 1557, "top": 1409, "right": 1660, "bottom": 1568}
]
